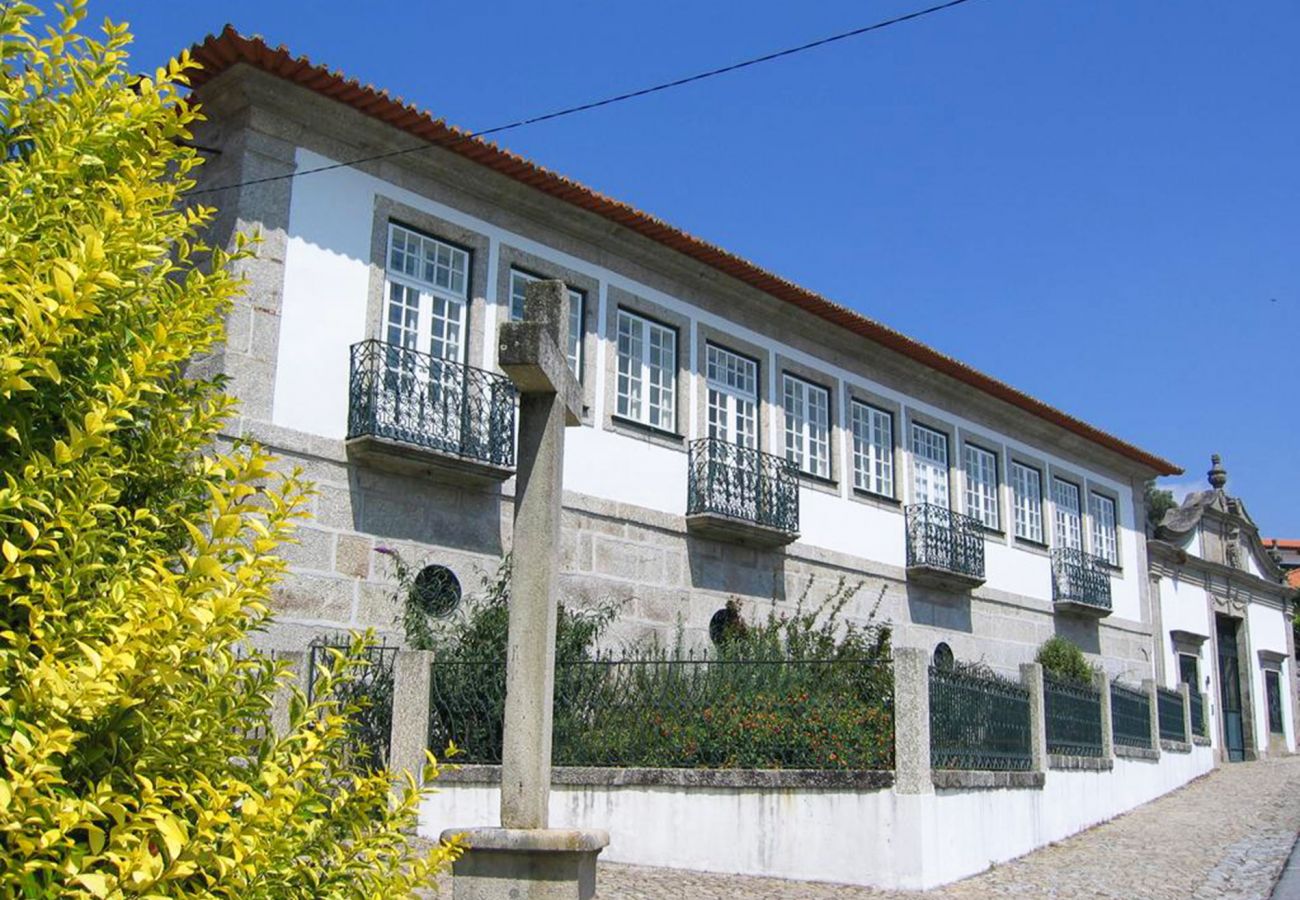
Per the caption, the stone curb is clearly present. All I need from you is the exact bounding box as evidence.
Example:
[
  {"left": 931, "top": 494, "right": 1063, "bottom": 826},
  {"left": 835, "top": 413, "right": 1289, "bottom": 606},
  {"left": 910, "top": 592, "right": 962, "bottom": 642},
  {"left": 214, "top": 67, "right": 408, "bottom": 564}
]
[{"left": 438, "top": 764, "right": 896, "bottom": 790}]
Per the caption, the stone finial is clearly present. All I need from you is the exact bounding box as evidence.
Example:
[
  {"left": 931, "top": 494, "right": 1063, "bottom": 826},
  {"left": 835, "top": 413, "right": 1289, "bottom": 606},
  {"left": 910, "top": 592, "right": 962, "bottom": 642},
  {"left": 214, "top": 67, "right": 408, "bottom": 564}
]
[{"left": 1207, "top": 454, "right": 1227, "bottom": 490}]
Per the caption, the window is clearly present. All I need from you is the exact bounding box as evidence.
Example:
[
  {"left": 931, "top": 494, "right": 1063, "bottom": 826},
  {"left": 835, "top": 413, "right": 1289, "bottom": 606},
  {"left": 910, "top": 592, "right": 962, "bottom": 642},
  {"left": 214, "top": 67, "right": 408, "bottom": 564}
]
[
  {"left": 1265, "top": 670, "right": 1284, "bottom": 735},
  {"left": 910, "top": 423, "right": 949, "bottom": 508},
  {"left": 615, "top": 310, "right": 676, "bottom": 431},
  {"left": 706, "top": 345, "right": 758, "bottom": 447},
  {"left": 782, "top": 375, "right": 830, "bottom": 478},
  {"left": 850, "top": 401, "right": 893, "bottom": 497},
  {"left": 1011, "top": 462, "right": 1043, "bottom": 543},
  {"left": 1178, "top": 653, "right": 1199, "bottom": 689},
  {"left": 385, "top": 223, "right": 470, "bottom": 362},
  {"left": 1052, "top": 477, "right": 1082, "bottom": 550},
  {"left": 1089, "top": 492, "right": 1118, "bottom": 565},
  {"left": 963, "top": 444, "right": 999, "bottom": 530},
  {"left": 508, "top": 269, "right": 584, "bottom": 375}
]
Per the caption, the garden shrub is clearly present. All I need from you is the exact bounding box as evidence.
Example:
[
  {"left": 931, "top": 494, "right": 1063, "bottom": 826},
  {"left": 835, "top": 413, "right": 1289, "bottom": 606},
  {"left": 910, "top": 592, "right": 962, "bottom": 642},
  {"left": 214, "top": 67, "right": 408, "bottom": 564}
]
[{"left": 1036, "top": 635, "right": 1096, "bottom": 684}]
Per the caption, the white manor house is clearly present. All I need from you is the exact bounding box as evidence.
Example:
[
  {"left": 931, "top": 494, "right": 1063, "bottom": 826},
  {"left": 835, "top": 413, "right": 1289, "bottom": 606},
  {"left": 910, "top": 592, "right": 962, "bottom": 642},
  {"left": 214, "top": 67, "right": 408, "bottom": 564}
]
[{"left": 186, "top": 27, "right": 1295, "bottom": 777}]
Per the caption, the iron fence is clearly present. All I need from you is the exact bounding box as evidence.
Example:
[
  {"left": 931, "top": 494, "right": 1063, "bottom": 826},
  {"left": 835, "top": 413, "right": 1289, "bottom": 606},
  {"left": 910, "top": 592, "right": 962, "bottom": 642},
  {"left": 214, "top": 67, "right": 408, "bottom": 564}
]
[
  {"left": 348, "top": 339, "right": 517, "bottom": 468},
  {"left": 307, "top": 637, "right": 397, "bottom": 771},
  {"left": 1110, "top": 681, "right": 1153, "bottom": 749},
  {"left": 1190, "top": 690, "right": 1206, "bottom": 738},
  {"left": 905, "top": 503, "right": 985, "bottom": 581},
  {"left": 686, "top": 437, "right": 799, "bottom": 535},
  {"left": 429, "top": 654, "right": 894, "bottom": 770},
  {"left": 1050, "top": 547, "right": 1113, "bottom": 613},
  {"left": 1043, "top": 672, "right": 1104, "bottom": 757},
  {"left": 1157, "top": 686, "right": 1186, "bottom": 743},
  {"left": 929, "top": 666, "right": 1032, "bottom": 771}
]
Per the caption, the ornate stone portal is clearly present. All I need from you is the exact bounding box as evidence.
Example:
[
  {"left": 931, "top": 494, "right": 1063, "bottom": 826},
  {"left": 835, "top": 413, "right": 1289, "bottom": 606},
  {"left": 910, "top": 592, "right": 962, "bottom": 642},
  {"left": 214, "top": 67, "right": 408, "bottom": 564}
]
[{"left": 442, "top": 280, "right": 608, "bottom": 899}]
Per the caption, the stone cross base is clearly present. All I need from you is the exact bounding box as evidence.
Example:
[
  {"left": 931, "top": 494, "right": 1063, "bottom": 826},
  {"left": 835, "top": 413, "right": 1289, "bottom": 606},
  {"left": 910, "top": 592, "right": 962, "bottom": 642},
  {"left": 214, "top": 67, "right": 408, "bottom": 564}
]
[{"left": 443, "top": 828, "right": 610, "bottom": 900}]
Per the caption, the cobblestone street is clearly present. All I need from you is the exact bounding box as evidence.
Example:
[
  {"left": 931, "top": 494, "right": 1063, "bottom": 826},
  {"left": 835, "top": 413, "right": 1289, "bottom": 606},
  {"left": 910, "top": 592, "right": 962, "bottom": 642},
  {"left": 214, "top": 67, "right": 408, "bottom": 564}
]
[{"left": 586, "top": 756, "right": 1300, "bottom": 899}]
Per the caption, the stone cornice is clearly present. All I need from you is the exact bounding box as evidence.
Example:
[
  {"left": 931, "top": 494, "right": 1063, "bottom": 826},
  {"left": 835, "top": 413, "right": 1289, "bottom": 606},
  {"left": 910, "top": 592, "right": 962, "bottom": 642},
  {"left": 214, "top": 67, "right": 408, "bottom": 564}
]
[{"left": 1147, "top": 539, "right": 1291, "bottom": 609}]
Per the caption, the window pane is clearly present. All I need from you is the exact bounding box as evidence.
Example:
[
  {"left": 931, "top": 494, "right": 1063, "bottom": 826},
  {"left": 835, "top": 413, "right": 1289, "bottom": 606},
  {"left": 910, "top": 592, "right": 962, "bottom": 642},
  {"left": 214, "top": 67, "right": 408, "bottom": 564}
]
[
  {"left": 851, "top": 401, "right": 893, "bottom": 496},
  {"left": 616, "top": 311, "right": 673, "bottom": 430},
  {"left": 783, "top": 375, "right": 830, "bottom": 478},
  {"left": 707, "top": 346, "right": 758, "bottom": 447},
  {"left": 1053, "top": 478, "right": 1082, "bottom": 550},
  {"left": 911, "top": 424, "right": 949, "bottom": 508},
  {"left": 1011, "top": 462, "right": 1043, "bottom": 543},
  {"left": 1089, "top": 492, "right": 1118, "bottom": 565},
  {"left": 389, "top": 224, "right": 468, "bottom": 298},
  {"left": 964, "top": 444, "right": 999, "bottom": 530}
]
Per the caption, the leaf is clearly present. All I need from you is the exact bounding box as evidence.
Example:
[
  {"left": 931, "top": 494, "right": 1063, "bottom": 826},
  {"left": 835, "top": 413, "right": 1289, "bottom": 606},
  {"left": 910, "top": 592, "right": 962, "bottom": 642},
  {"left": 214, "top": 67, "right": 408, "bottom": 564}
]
[
  {"left": 156, "top": 815, "right": 184, "bottom": 861},
  {"left": 75, "top": 873, "right": 109, "bottom": 897},
  {"left": 2, "top": 540, "right": 16, "bottom": 564}
]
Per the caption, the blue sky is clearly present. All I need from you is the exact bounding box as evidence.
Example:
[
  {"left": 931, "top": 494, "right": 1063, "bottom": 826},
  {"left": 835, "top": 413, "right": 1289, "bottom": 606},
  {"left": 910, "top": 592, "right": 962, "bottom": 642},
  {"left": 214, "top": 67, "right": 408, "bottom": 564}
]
[{"left": 88, "top": 1, "right": 1299, "bottom": 535}]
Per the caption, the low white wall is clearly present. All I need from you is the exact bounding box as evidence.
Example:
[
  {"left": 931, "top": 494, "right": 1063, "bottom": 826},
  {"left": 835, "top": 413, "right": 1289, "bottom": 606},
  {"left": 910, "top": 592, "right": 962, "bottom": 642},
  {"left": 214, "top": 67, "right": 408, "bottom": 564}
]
[{"left": 420, "top": 746, "right": 1215, "bottom": 890}]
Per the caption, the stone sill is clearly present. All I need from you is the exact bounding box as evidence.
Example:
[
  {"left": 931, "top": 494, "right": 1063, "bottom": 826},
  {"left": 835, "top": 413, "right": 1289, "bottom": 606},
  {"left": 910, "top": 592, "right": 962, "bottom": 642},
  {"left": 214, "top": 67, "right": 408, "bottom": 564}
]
[
  {"left": 1114, "top": 744, "right": 1159, "bottom": 761},
  {"left": 439, "top": 765, "right": 895, "bottom": 791},
  {"left": 932, "top": 770, "right": 1045, "bottom": 791},
  {"left": 1192, "top": 735, "right": 1211, "bottom": 747},
  {"left": 1048, "top": 754, "right": 1114, "bottom": 772},
  {"left": 1160, "top": 739, "right": 1192, "bottom": 754}
]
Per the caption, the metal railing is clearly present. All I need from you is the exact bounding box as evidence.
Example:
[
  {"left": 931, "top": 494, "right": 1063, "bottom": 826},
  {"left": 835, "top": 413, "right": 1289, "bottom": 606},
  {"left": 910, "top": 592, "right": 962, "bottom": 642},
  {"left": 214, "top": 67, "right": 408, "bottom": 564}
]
[
  {"left": 905, "top": 503, "right": 985, "bottom": 581},
  {"left": 1043, "top": 673, "right": 1104, "bottom": 757},
  {"left": 929, "top": 666, "right": 1032, "bottom": 771},
  {"left": 307, "top": 637, "right": 397, "bottom": 771},
  {"left": 348, "top": 339, "right": 517, "bottom": 468},
  {"left": 686, "top": 437, "right": 799, "bottom": 535},
  {"left": 1110, "top": 681, "right": 1153, "bottom": 749},
  {"left": 1190, "top": 690, "right": 1207, "bottom": 738},
  {"left": 1157, "top": 687, "right": 1187, "bottom": 743},
  {"left": 1050, "top": 547, "right": 1113, "bottom": 612},
  {"left": 429, "top": 654, "right": 894, "bottom": 770}
]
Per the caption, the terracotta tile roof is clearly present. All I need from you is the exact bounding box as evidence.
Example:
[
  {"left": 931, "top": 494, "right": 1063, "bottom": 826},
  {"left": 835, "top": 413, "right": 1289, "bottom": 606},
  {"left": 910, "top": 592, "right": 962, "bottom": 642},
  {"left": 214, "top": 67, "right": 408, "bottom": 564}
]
[
  {"left": 1263, "top": 538, "right": 1300, "bottom": 550},
  {"left": 187, "top": 26, "right": 1182, "bottom": 477}
]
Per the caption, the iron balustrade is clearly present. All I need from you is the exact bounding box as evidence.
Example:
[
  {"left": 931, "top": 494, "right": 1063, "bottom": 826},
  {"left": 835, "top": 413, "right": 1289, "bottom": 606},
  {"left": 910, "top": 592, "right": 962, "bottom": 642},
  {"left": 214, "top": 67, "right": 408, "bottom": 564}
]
[
  {"left": 686, "top": 437, "right": 800, "bottom": 535},
  {"left": 348, "top": 339, "right": 517, "bottom": 468},
  {"left": 1157, "top": 686, "right": 1187, "bottom": 743},
  {"left": 1050, "top": 547, "right": 1113, "bottom": 612},
  {"left": 929, "top": 666, "right": 1032, "bottom": 771},
  {"left": 1190, "top": 690, "right": 1207, "bottom": 738},
  {"left": 905, "top": 503, "right": 985, "bottom": 581},
  {"left": 1110, "top": 681, "right": 1153, "bottom": 749},
  {"left": 428, "top": 654, "right": 894, "bottom": 769},
  {"left": 307, "top": 637, "right": 397, "bottom": 771},
  {"left": 1043, "top": 673, "right": 1104, "bottom": 757}
]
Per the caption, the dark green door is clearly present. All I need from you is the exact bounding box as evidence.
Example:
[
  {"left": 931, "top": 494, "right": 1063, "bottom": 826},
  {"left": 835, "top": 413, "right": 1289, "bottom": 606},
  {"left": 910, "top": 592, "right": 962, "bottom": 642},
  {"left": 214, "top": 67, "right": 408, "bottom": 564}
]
[{"left": 1216, "top": 616, "right": 1245, "bottom": 762}]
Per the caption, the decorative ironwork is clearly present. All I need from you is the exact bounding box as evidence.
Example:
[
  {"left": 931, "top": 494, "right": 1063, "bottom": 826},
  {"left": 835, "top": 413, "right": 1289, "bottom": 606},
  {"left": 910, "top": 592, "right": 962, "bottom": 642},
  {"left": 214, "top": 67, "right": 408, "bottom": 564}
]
[
  {"left": 1190, "top": 690, "right": 1207, "bottom": 738},
  {"left": 412, "top": 564, "right": 462, "bottom": 619},
  {"left": 929, "top": 666, "right": 1032, "bottom": 771},
  {"left": 429, "top": 654, "right": 894, "bottom": 769},
  {"left": 1051, "top": 547, "right": 1113, "bottom": 612},
  {"left": 1110, "top": 681, "right": 1153, "bottom": 749},
  {"left": 307, "top": 637, "right": 397, "bottom": 771},
  {"left": 1043, "top": 673, "right": 1104, "bottom": 757},
  {"left": 1157, "top": 686, "right": 1186, "bottom": 743},
  {"left": 686, "top": 437, "right": 799, "bottom": 535},
  {"left": 905, "top": 503, "right": 985, "bottom": 581},
  {"left": 348, "top": 339, "right": 517, "bottom": 468}
]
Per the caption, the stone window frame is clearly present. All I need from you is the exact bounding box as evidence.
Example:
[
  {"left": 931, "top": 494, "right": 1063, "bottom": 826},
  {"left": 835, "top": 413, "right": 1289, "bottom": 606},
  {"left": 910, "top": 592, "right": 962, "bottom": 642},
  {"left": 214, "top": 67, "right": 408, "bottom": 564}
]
[
  {"left": 842, "top": 383, "right": 903, "bottom": 512},
  {"left": 1007, "top": 449, "right": 1050, "bottom": 554},
  {"left": 365, "top": 195, "right": 491, "bottom": 369},
  {"left": 956, "top": 427, "right": 1008, "bottom": 541},
  {"left": 693, "top": 324, "right": 773, "bottom": 457},
  {"left": 1084, "top": 479, "right": 1124, "bottom": 572},
  {"left": 495, "top": 243, "right": 599, "bottom": 424},
  {"left": 775, "top": 354, "right": 840, "bottom": 495},
  {"left": 901, "top": 408, "right": 957, "bottom": 511},
  {"left": 602, "top": 285, "right": 690, "bottom": 450}
]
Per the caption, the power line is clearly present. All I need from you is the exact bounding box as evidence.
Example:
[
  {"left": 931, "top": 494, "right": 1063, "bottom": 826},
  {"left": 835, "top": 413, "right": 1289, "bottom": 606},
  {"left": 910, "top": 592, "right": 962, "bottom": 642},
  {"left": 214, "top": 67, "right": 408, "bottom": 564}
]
[{"left": 189, "top": 0, "right": 981, "bottom": 197}]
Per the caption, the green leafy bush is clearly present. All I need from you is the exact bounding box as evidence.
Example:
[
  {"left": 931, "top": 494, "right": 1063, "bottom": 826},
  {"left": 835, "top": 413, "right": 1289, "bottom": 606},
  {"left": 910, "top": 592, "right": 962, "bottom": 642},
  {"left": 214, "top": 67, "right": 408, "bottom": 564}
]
[{"left": 1036, "top": 635, "right": 1096, "bottom": 684}]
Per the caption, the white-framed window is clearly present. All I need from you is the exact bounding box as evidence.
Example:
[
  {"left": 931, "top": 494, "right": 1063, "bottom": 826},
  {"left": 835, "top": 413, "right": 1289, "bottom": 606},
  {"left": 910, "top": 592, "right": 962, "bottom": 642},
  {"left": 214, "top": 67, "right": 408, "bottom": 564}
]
[
  {"left": 615, "top": 309, "right": 676, "bottom": 431},
  {"left": 706, "top": 344, "right": 758, "bottom": 447},
  {"left": 1010, "top": 461, "right": 1044, "bottom": 543},
  {"left": 910, "top": 423, "right": 950, "bottom": 508},
  {"left": 782, "top": 374, "right": 830, "bottom": 478},
  {"left": 1089, "top": 492, "right": 1118, "bottom": 565},
  {"left": 1052, "top": 477, "right": 1083, "bottom": 550},
  {"left": 964, "top": 443, "right": 999, "bottom": 530},
  {"left": 385, "top": 223, "right": 470, "bottom": 362},
  {"left": 850, "top": 400, "right": 893, "bottom": 497},
  {"left": 508, "top": 268, "right": 584, "bottom": 376}
]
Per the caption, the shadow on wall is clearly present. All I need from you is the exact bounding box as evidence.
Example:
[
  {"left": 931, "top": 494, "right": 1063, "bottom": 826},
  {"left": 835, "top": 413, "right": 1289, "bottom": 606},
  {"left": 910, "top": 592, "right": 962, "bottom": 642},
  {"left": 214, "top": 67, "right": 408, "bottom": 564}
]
[
  {"left": 351, "top": 464, "right": 506, "bottom": 557},
  {"left": 904, "top": 583, "right": 973, "bottom": 634},
  {"left": 685, "top": 536, "right": 787, "bottom": 604},
  {"left": 1053, "top": 614, "right": 1101, "bottom": 655}
]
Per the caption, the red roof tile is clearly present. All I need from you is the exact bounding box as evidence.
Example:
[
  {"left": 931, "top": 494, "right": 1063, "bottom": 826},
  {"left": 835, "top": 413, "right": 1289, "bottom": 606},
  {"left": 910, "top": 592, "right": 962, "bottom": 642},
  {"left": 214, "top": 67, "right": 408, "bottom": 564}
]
[{"left": 187, "top": 26, "right": 1182, "bottom": 476}]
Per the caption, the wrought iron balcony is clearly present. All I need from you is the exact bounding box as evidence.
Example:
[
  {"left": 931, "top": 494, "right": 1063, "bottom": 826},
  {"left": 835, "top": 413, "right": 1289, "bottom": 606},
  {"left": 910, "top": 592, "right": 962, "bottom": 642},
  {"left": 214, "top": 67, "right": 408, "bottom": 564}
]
[
  {"left": 905, "top": 503, "right": 986, "bottom": 589},
  {"left": 685, "top": 437, "right": 799, "bottom": 548},
  {"left": 346, "top": 339, "right": 517, "bottom": 482},
  {"left": 1051, "top": 547, "right": 1112, "bottom": 617}
]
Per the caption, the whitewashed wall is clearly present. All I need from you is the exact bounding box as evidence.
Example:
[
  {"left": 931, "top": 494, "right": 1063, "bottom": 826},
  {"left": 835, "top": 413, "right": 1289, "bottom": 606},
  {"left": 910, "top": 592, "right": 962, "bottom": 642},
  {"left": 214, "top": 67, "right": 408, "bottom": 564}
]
[
  {"left": 273, "top": 148, "right": 1147, "bottom": 618},
  {"left": 1247, "top": 603, "right": 1295, "bottom": 752}
]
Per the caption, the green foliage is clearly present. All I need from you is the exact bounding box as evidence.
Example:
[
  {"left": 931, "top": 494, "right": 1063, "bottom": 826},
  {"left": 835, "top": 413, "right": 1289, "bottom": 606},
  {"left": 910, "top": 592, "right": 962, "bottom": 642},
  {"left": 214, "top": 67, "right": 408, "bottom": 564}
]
[
  {"left": 1036, "top": 635, "right": 1096, "bottom": 684},
  {"left": 0, "top": 4, "right": 457, "bottom": 896},
  {"left": 1145, "top": 479, "right": 1177, "bottom": 535}
]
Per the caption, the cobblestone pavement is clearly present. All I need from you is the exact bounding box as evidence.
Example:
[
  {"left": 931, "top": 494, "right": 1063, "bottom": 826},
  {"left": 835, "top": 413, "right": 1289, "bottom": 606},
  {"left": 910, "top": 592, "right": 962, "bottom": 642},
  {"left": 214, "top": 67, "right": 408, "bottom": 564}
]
[{"left": 424, "top": 755, "right": 1300, "bottom": 899}]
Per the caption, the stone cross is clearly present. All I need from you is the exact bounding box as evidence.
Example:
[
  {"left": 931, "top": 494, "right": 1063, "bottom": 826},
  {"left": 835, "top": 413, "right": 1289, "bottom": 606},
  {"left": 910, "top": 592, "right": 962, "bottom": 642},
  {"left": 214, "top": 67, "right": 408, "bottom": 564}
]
[{"left": 494, "top": 278, "right": 583, "bottom": 828}]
